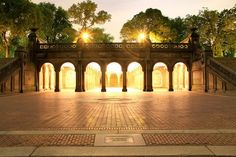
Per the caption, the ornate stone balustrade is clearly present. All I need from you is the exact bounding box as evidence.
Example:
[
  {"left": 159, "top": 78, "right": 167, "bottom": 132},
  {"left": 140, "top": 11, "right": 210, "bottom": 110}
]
[
  {"left": 38, "top": 43, "right": 78, "bottom": 51},
  {"left": 37, "top": 43, "right": 191, "bottom": 52},
  {"left": 151, "top": 43, "right": 190, "bottom": 49}
]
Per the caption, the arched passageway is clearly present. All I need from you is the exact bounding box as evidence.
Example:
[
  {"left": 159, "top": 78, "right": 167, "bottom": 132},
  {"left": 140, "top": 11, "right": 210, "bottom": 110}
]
[
  {"left": 85, "top": 62, "right": 101, "bottom": 91},
  {"left": 173, "top": 62, "right": 189, "bottom": 90},
  {"left": 39, "top": 63, "right": 55, "bottom": 91},
  {"left": 106, "top": 62, "right": 123, "bottom": 92},
  {"left": 152, "top": 62, "right": 169, "bottom": 91},
  {"left": 60, "top": 62, "right": 76, "bottom": 91},
  {"left": 127, "top": 62, "right": 143, "bottom": 91}
]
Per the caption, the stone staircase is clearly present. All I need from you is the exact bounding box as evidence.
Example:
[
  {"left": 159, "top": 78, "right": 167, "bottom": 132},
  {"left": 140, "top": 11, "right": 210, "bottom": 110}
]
[
  {"left": 207, "top": 57, "right": 236, "bottom": 88},
  {"left": 0, "top": 58, "right": 21, "bottom": 84}
]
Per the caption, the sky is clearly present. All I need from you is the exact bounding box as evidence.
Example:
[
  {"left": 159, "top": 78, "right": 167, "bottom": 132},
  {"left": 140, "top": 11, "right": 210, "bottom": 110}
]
[{"left": 32, "top": 0, "right": 235, "bottom": 41}]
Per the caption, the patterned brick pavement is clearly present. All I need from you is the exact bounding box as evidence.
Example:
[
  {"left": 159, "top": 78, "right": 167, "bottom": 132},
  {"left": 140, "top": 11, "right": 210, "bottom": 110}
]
[
  {"left": 0, "top": 91, "right": 236, "bottom": 131},
  {"left": 0, "top": 133, "right": 236, "bottom": 146},
  {"left": 0, "top": 134, "right": 95, "bottom": 147},
  {"left": 142, "top": 133, "right": 236, "bottom": 146}
]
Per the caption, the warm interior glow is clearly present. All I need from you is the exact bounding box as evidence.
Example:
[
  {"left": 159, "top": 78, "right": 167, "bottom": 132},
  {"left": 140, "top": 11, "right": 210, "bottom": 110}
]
[
  {"left": 39, "top": 63, "right": 55, "bottom": 91},
  {"left": 85, "top": 62, "right": 101, "bottom": 91},
  {"left": 153, "top": 62, "right": 169, "bottom": 91},
  {"left": 106, "top": 62, "right": 122, "bottom": 89},
  {"left": 128, "top": 62, "right": 141, "bottom": 72},
  {"left": 138, "top": 33, "right": 146, "bottom": 42},
  {"left": 127, "top": 62, "right": 143, "bottom": 90},
  {"left": 173, "top": 62, "right": 189, "bottom": 90},
  {"left": 107, "top": 62, "right": 122, "bottom": 74},
  {"left": 60, "top": 62, "right": 76, "bottom": 90}
]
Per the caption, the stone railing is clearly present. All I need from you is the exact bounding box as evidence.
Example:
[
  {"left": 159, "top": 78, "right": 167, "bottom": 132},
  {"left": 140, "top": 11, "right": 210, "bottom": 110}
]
[
  {"left": 0, "top": 58, "right": 21, "bottom": 83},
  {"left": 208, "top": 57, "right": 236, "bottom": 86},
  {"left": 82, "top": 43, "right": 146, "bottom": 49},
  {"left": 151, "top": 43, "right": 190, "bottom": 50},
  {"left": 36, "top": 43, "right": 191, "bottom": 52},
  {"left": 37, "top": 43, "right": 78, "bottom": 51}
]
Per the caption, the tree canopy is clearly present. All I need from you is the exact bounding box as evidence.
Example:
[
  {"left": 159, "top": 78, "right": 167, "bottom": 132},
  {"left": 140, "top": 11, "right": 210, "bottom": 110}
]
[
  {"left": 120, "top": 8, "right": 188, "bottom": 43},
  {"left": 185, "top": 5, "right": 236, "bottom": 57},
  {"left": 68, "top": 0, "right": 111, "bottom": 34}
]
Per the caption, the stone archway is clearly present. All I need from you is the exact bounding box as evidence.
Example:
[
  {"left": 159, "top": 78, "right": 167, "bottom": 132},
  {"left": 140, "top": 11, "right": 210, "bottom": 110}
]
[
  {"left": 173, "top": 62, "right": 189, "bottom": 90},
  {"left": 127, "top": 62, "right": 143, "bottom": 91},
  {"left": 60, "top": 62, "right": 76, "bottom": 91},
  {"left": 39, "top": 63, "right": 55, "bottom": 91},
  {"left": 152, "top": 62, "right": 169, "bottom": 91},
  {"left": 85, "top": 62, "right": 101, "bottom": 91}
]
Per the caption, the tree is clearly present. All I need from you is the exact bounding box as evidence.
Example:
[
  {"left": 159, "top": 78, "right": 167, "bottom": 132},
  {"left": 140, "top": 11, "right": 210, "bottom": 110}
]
[
  {"left": 90, "top": 27, "right": 114, "bottom": 43},
  {"left": 37, "top": 3, "right": 75, "bottom": 43},
  {"left": 185, "top": 6, "right": 236, "bottom": 57},
  {"left": 120, "top": 8, "right": 188, "bottom": 43},
  {"left": 68, "top": 0, "right": 111, "bottom": 37},
  {"left": 0, "top": 0, "right": 34, "bottom": 57}
]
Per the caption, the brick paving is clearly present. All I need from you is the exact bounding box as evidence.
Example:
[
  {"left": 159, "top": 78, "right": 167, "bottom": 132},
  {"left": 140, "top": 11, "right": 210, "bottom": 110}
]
[
  {"left": 0, "top": 134, "right": 95, "bottom": 147},
  {"left": 142, "top": 133, "right": 236, "bottom": 146},
  {"left": 0, "top": 91, "right": 236, "bottom": 131},
  {"left": 0, "top": 91, "right": 236, "bottom": 147}
]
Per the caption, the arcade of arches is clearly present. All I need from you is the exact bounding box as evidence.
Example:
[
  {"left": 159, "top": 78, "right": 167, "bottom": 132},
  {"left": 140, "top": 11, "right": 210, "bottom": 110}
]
[{"left": 39, "top": 62, "right": 189, "bottom": 92}]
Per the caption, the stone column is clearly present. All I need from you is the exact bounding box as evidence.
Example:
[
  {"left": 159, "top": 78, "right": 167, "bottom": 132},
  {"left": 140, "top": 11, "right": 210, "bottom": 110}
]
[
  {"left": 143, "top": 69, "right": 147, "bottom": 91},
  {"left": 81, "top": 65, "right": 85, "bottom": 91},
  {"left": 213, "top": 75, "right": 217, "bottom": 92},
  {"left": 10, "top": 76, "right": 14, "bottom": 92},
  {"left": 168, "top": 67, "right": 174, "bottom": 91},
  {"left": 35, "top": 67, "right": 40, "bottom": 92},
  {"left": 204, "top": 69, "right": 209, "bottom": 92},
  {"left": 75, "top": 67, "right": 82, "bottom": 92},
  {"left": 122, "top": 67, "right": 127, "bottom": 92},
  {"left": 222, "top": 81, "right": 226, "bottom": 93},
  {"left": 146, "top": 63, "right": 153, "bottom": 92},
  {"left": 101, "top": 64, "right": 106, "bottom": 92},
  {"left": 19, "top": 60, "right": 24, "bottom": 93},
  {"left": 188, "top": 66, "right": 192, "bottom": 91},
  {"left": 54, "top": 67, "right": 60, "bottom": 92}
]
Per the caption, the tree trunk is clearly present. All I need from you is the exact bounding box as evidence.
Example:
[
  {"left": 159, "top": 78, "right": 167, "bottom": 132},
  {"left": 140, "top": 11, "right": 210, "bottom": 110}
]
[{"left": 2, "top": 32, "right": 10, "bottom": 58}]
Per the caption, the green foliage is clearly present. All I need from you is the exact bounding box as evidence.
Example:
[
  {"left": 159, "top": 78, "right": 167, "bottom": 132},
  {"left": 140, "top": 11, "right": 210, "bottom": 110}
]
[
  {"left": 120, "top": 8, "right": 188, "bottom": 42},
  {"left": 68, "top": 0, "right": 111, "bottom": 31},
  {"left": 90, "top": 27, "right": 114, "bottom": 43},
  {"left": 0, "top": 0, "right": 34, "bottom": 57},
  {"left": 37, "top": 3, "right": 75, "bottom": 43},
  {"left": 185, "top": 6, "right": 236, "bottom": 57}
]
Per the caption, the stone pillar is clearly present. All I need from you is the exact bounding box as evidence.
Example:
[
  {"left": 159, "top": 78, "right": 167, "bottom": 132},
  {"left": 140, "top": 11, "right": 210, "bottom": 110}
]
[
  {"left": 19, "top": 60, "right": 24, "bottom": 93},
  {"left": 143, "top": 69, "right": 147, "bottom": 91},
  {"left": 146, "top": 63, "right": 153, "bottom": 92},
  {"left": 168, "top": 67, "right": 174, "bottom": 91},
  {"left": 122, "top": 67, "right": 127, "bottom": 92},
  {"left": 81, "top": 65, "right": 85, "bottom": 91},
  {"left": 10, "top": 76, "right": 14, "bottom": 92},
  {"left": 75, "top": 63, "right": 82, "bottom": 92},
  {"left": 222, "top": 81, "right": 226, "bottom": 93},
  {"left": 213, "top": 75, "right": 217, "bottom": 92},
  {"left": 54, "top": 67, "right": 60, "bottom": 92},
  {"left": 101, "top": 64, "right": 106, "bottom": 92},
  {"left": 35, "top": 66, "right": 40, "bottom": 92},
  {"left": 188, "top": 66, "right": 192, "bottom": 91},
  {"left": 204, "top": 69, "right": 209, "bottom": 92}
]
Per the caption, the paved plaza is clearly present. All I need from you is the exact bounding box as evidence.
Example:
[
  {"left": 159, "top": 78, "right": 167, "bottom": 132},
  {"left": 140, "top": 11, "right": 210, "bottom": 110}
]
[{"left": 0, "top": 90, "right": 236, "bottom": 156}]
